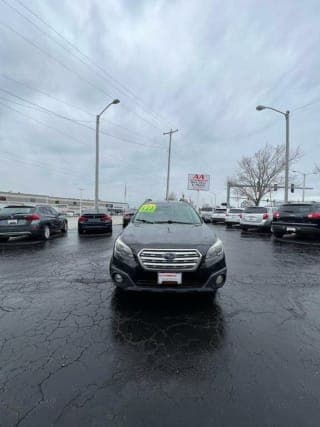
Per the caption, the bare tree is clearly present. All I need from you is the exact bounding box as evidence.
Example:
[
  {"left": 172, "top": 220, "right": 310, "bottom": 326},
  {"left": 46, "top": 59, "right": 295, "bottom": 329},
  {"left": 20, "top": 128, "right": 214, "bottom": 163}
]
[{"left": 233, "top": 143, "right": 301, "bottom": 206}]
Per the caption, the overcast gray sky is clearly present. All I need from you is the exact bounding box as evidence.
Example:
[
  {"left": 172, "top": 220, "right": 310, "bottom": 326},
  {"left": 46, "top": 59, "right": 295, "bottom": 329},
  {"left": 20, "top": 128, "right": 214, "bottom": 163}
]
[{"left": 1, "top": 0, "right": 320, "bottom": 206}]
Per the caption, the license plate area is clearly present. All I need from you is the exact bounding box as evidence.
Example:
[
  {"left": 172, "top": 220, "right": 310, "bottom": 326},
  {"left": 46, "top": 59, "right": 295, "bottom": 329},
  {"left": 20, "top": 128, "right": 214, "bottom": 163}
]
[
  {"left": 286, "top": 227, "right": 296, "bottom": 232},
  {"left": 158, "top": 272, "right": 182, "bottom": 285},
  {"left": 8, "top": 219, "right": 18, "bottom": 225}
]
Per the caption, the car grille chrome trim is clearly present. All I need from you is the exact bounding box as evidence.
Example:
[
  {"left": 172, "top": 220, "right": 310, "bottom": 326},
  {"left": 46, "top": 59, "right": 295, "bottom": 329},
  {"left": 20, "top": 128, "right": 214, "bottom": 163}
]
[{"left": 138, "top": 248, "right": 202, "bottom": 271}]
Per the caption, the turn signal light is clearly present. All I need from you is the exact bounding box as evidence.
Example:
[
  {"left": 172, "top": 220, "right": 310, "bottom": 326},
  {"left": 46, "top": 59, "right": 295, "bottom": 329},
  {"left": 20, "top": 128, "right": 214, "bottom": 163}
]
[
  {"left": 101, "top": 214, "right": 112, "bottom": 222},
  {"left": 263, "top": 213, "right": 269, "bottom": 220},
  {"left": 273, "top": 212, "right": 280, "bottom": 219}
]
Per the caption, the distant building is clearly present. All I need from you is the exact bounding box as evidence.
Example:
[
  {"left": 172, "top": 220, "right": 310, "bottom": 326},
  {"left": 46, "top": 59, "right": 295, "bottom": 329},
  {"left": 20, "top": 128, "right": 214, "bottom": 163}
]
[{"left": 0, "top": 191, "right": 128, "bottom": 215}]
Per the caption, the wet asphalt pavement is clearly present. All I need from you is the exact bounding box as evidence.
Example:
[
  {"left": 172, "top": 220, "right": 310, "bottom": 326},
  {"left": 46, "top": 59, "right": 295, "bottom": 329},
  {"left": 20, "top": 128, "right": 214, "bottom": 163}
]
[{"left": 1, "top": 224, "right": 320, "bottom": 427}]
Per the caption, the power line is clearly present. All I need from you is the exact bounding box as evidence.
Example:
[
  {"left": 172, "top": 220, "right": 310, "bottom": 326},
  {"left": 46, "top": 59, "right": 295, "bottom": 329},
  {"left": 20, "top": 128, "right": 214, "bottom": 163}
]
[
  {"left": 0, "top": 73, "right": 162, "bottom": 141},
  {"left": 0, "top": 0, "right": 168, "bottom": 131},
  {"left": 0, "top": 100, "right": 89, "bottom": 147},
  {"left": 291, "top": 97, "right": 320, "bottom": 113},
  {"left": 13, "top": 0, "right": 173, "bottom": 128},
  {"left": 0, "top": 21, "right": 114, "bottom": 100},
  {"left": 0, "top": 98, "right": 164, "bottom": 149},
  {"left": 0, "top": 73, "right": 94, "bottom": 117}
]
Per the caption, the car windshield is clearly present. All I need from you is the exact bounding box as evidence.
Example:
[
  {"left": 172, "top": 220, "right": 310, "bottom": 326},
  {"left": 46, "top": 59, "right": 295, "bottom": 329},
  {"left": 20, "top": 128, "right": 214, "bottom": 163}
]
[
  {"left": 244, "top": 207, "right": 267, "bottom": 213},
  {"left": 214, "top": 209, "right": 226, "bottom": 213},
  {"left": 0, "top": 206, "right": 35, "bottom": 215},
  {"left": 229, "top": 209, "right": 243, "bottom": 213},
  {"left": 134, "top": 202, "right": 202, "bottom": 224}
]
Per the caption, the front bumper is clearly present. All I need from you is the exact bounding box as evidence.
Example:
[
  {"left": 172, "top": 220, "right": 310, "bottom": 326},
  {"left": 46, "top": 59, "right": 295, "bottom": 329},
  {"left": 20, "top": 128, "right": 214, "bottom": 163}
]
[{"left": 110, "top": 256, "right": 227, "bottom": 293}]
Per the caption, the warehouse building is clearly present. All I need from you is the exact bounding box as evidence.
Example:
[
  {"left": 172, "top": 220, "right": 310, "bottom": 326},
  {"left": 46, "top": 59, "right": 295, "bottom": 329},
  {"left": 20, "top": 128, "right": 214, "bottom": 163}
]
[{"left": 0, "top": 191, "right": 128, "bottom": 215}]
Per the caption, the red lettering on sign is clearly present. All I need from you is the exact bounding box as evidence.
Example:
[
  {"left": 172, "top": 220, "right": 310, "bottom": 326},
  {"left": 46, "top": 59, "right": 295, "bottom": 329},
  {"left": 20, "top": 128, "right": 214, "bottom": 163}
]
[{"left": 193, "top": 174, "right": 206, "bottom": 181}]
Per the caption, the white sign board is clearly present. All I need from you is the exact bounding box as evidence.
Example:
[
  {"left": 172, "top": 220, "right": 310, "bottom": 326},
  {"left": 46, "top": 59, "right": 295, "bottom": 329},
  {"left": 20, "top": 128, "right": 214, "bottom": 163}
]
[{"left": 188, "top": 174, "right": 210, "bottom": 191}]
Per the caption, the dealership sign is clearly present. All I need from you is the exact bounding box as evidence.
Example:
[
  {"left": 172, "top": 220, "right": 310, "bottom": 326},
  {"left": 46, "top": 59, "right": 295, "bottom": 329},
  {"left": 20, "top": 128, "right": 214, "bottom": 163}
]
[{"left": 188, "top": 174, "right": 210, "bottom": 191}]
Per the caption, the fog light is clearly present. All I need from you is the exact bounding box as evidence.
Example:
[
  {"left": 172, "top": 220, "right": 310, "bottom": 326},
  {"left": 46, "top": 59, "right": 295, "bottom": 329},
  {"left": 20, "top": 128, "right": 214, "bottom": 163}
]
[
  {"left": 114, "top": 273, "right": 123, "bottom": 283},
  {"left": 216, "top": 275, "right": 224, "bottom": 285}
]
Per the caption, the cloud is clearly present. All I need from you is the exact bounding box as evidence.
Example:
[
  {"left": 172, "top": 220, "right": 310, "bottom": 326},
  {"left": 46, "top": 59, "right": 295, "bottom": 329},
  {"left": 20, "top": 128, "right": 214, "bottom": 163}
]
[{"left": 0, "top": 0, "right": 320, "bottom": 206}]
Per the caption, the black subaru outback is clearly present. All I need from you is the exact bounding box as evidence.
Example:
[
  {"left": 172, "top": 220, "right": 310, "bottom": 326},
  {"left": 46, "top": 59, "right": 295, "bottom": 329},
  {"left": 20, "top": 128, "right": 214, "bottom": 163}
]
[{"left": 109, "top": 200, "right": 227, "bottom": 293}]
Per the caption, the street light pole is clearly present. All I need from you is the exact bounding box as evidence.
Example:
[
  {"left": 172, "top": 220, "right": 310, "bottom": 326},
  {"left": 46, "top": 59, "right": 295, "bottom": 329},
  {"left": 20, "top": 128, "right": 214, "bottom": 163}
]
[
  {"left": 95, "top": 99, "right": 120, "bottom": 211},
  {"left": 163, "top": 128, "right": 178, "bottom": 200},
  {"left": 256, "top": 105, "right": 290, "bottom": 203},
  {"left": 284, "top": 111, "right": 290, "bottom": 203}
]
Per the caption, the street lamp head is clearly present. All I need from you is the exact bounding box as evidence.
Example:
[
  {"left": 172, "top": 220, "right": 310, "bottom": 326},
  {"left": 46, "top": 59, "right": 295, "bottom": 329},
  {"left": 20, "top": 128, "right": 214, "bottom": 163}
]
[
  {"left": 256, "top": 105, "right": 266, "bottom": 111},
  {"left": 112, "top": 99, "right": 120, "bottom": 104}
]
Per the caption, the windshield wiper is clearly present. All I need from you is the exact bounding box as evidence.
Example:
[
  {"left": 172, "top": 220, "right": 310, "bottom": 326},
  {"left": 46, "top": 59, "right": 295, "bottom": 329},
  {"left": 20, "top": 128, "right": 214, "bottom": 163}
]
[
  {"left": 135, "top": 219, "right": 154, "bottom": 224},
  {"left": 154, "top": 220, "right": 194, "bottom": 224}
]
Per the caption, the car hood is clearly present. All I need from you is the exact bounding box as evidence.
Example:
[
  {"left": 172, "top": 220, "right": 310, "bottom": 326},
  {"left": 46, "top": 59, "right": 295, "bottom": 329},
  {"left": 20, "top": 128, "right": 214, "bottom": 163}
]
[{"left": 120, "top": 223, "right": 217, "bottom": 254}]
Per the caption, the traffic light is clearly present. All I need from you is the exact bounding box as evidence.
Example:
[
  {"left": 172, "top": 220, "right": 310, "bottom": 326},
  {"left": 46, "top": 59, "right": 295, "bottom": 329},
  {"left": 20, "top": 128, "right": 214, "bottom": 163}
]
[
  {"left": 291, "top": 183, "right": 295, "bottom": 193},
  {"left": 273, "top": 184, "right": 278, "bottom": 191}
]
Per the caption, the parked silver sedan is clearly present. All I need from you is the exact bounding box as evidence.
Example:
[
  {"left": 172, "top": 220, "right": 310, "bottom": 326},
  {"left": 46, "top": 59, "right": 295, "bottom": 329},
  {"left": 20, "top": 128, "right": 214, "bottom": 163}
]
[{"left": 240, "top": 206, "right": 277, "bottom": 231}]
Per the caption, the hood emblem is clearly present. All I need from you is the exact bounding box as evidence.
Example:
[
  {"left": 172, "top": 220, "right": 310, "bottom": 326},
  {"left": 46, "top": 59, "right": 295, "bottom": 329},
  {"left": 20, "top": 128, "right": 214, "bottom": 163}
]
[{"left": 164, "top": 252, "right": 175, "bottom": 260}]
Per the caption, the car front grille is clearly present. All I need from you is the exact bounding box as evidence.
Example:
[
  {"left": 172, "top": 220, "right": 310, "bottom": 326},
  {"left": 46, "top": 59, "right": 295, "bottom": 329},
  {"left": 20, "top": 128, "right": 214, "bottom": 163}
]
[{"left": 138, "top": 248, "right": 202, "bottom": 271}]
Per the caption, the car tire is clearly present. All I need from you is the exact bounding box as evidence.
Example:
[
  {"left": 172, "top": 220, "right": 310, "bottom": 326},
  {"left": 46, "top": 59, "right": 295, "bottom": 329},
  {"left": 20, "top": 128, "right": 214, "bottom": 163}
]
[
  {"left": 41, "top": 225, "right": 50, "bottom": 240},
  {"left": 273, "top": 231, "right": 284, "bottom": 238},
  {"left": 61, "top": 221, "right": 68, "bottom": 233},
  {"left": 0, "top": 237, "right": 9, "bottom": 242},
  {"left": 241, "top": 226, "right": 248, "bottom": 231},
  {"left": 78, "top": 228, "right": 84, "bottom": 235},
  {"left": 226, "top": 223, "right": 232, "bottom": 228}
]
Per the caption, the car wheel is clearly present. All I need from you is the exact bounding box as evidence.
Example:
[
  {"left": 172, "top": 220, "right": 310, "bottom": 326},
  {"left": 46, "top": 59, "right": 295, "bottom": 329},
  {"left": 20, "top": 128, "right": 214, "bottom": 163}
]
[
  {"left": 226, "top": 223, "right": 232, "bottom": 228},
  {"left": 273, "top": 231, "right": 284, "bottom": 238},
  {"left": 0, "top": 237, "right": 9, "bottom": 242},
  {"left": 78, "top": 227, "right": 84, "bottom": 235},
  {"left": 42, "top": 225, "right": 50, "bottom": 240},
  {"left": 241, "top": 226, "right": 248, "bottom": 231},
  {"left": 61, "top": 221, "right": 68, "bottom": 233}
]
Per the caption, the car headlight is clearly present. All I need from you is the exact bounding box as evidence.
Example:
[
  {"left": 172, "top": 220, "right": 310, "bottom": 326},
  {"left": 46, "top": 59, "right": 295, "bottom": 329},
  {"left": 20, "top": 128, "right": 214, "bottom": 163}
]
[
  {"left": 205, "top": 239, "right": 224, "bottom": 262},
  {"left": 114, "top": 237, "right": 134, "bottom": 259}
]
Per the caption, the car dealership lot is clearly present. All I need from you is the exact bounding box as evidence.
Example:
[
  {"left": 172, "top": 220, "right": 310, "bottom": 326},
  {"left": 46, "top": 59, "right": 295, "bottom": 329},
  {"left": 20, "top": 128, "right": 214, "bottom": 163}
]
[{"left": 1, "top": 224, "right": 320, "bottom": 426}]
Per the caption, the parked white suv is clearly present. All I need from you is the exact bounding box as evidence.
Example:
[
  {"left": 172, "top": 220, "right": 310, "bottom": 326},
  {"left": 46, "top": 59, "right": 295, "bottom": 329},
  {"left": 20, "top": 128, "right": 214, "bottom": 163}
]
[
  {"left": 240, "top": 206, "right": 277, "bottom": 231},
  {"left": 211, "top": 207, "right": 227, "bottom": 224},
  {"left": 225, "top": 208, "right": 244, "bottom": 227}
]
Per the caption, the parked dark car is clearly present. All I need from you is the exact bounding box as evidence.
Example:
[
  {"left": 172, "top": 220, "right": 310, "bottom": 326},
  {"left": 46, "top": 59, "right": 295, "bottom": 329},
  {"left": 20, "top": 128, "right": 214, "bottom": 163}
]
[
  {"left": 78, "top": 210, "right": 112, "bottom": 235},
  {"left": 110, "top": 200, "right": 227, "bottom": 294},
  {"left": 0, "top": 205, "right": 68, "bottom": 241},
  {"left": 272, "top": 203, "right": 320, "bottom": 238},
  {"left": 123, "top": 209, "right": 137, "bottom": 228}
]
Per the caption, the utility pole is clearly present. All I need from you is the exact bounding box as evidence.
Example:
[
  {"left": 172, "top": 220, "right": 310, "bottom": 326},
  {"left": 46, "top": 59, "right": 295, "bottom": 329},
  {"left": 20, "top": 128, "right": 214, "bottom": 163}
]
[
  {"left": 163, "top": 128, "right": 178, "bottom": 200},
  {"left": 284, "top": 110, "right": 290, "bottom": 203}
]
